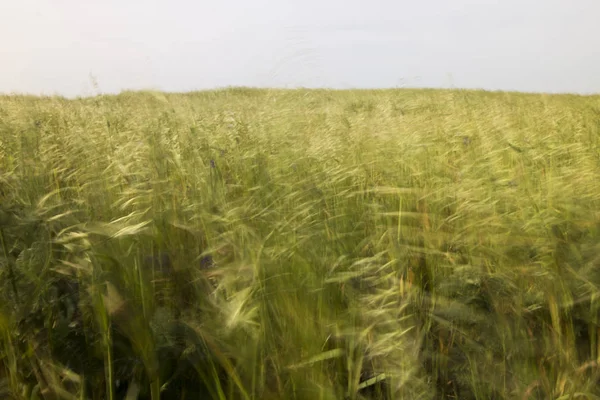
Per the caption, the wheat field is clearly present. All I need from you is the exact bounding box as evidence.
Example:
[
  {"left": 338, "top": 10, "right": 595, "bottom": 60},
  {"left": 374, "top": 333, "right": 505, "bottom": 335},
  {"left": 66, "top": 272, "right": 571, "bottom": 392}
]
[{"left": 1, "top": 87, "right": 600, "bottom": 399}]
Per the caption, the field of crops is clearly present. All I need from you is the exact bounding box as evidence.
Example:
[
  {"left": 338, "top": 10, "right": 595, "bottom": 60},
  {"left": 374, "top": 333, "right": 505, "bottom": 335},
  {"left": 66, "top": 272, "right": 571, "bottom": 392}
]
[{"left": 1, "top": 87, "right": 600, "bottom": 399}]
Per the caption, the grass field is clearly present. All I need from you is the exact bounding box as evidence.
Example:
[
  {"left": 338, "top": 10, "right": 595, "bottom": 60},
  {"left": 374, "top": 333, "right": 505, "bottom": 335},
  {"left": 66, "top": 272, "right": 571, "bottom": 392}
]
[{"left": 1, "top": 87, "right": 600, "bottom": 399}]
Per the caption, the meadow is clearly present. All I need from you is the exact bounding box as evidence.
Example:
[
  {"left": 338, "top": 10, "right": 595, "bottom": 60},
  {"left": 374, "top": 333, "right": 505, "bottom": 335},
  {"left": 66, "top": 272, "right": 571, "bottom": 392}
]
[{"left": 0, "top": 87, "right": 599, "bottom": 399}]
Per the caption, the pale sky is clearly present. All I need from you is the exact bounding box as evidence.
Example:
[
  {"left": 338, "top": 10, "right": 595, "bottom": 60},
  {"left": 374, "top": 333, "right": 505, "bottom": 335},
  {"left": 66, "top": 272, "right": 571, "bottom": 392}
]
[{"left": 1, "top": 0, "right": 599, "bottom": 97}]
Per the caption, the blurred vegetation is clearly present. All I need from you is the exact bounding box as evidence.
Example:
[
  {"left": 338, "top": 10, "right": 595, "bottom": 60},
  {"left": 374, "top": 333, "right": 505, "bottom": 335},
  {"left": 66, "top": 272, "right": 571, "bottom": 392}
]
[{"left": 0, "top": 87, "right": 599, "bottom": 399}]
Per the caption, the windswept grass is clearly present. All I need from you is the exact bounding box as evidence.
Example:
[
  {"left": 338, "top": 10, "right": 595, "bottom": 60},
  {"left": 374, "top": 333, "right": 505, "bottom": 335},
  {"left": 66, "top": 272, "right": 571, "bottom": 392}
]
[{"left": 1, "top": 87, "right": 600, "bottom": 399}]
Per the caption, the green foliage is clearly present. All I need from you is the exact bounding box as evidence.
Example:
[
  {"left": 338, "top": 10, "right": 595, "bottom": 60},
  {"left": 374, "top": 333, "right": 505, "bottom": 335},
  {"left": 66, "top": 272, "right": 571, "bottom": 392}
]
[{"left": 0, "top": 88, "right": 599, "bottom": 399}]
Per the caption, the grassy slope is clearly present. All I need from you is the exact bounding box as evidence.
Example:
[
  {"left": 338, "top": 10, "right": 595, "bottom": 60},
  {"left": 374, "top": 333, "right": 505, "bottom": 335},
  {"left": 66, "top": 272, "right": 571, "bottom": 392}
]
[{"left": 0, "top": 87, "right": 600, "bottom": 399}]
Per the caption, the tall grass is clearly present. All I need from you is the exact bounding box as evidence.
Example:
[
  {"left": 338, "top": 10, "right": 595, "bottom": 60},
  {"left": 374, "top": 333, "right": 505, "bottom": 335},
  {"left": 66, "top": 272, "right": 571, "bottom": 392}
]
[{"left": 0, "top": 87, "right": 599, "bottom": 399}]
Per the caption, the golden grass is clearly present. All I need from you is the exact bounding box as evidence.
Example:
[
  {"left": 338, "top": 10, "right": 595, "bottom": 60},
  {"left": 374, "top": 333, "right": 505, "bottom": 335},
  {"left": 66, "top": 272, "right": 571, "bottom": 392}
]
[{"left": 0, "top": 87, "right": 599, "bottom": 399}]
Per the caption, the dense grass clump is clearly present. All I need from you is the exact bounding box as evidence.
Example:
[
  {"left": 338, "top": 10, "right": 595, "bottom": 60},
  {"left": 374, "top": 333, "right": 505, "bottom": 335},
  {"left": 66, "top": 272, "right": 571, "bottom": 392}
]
[{"left": 1, "top": 87, "right": 600, "bottom": 399}]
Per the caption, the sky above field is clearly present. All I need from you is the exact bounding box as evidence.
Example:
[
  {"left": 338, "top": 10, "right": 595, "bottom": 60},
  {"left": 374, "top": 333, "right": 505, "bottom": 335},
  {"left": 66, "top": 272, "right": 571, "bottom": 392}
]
[{"left": 1, "top": 0, "right": 599, "bottom": 97}]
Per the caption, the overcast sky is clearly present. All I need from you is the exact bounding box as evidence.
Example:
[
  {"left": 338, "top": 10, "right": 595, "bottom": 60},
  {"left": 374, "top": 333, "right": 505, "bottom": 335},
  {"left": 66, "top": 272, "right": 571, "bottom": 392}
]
[{"left": 1, "top": 0, "right": 599, "bottom": 97}]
